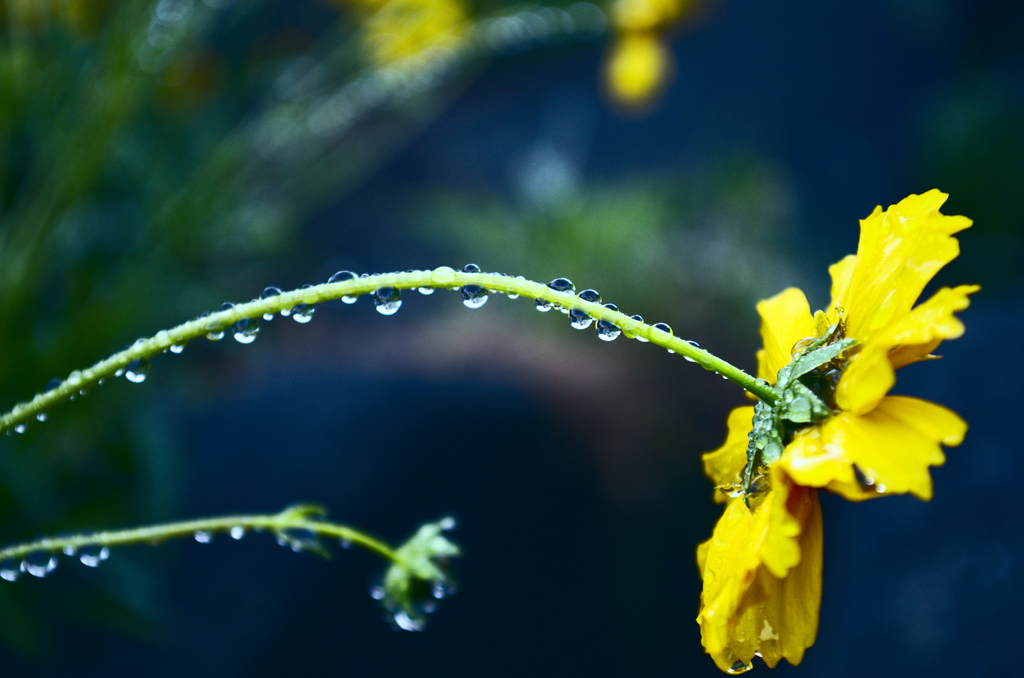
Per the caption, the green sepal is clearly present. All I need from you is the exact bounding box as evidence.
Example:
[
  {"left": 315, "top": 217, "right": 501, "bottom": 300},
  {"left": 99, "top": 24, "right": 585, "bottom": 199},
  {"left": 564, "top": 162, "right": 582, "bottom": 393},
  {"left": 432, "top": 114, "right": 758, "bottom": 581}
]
[
  {"left": 778, "top": 380, "right": 831, "bottom": 424},
  {"left": 739, "top": 334, "right": 858, "bottom": 508},
  {"left": 788, "top": 337, "right": 858, "bottom": 381}
]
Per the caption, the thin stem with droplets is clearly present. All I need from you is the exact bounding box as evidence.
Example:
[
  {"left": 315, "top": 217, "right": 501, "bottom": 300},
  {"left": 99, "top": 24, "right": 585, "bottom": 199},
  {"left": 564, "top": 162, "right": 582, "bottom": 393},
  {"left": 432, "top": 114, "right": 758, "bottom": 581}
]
[
  {"left": 0, "top": 504, "right": 397, "bottom": 570},
  {"left": 0, "top": 267, "right": 778, "bottom": 432}
]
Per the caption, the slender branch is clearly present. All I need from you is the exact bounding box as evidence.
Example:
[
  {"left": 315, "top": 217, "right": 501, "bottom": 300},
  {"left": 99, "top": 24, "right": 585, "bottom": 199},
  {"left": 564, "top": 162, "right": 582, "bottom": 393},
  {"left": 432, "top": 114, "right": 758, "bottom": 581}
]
[
  {"left": 1, "top": 268, "right": 776, "bottom": 432},
  {"left": 0, "top": 504, "right": 397, "bottom": 567}
]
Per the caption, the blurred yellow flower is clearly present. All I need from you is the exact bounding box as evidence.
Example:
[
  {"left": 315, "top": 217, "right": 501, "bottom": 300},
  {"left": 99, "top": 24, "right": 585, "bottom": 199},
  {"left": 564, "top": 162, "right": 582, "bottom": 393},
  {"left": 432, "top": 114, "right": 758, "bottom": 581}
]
[
  {"left": 604, "top": 0, "right": 696, "bottom": 108},
  {"left": 604, "top": 32, "right": 672, "bottom": 107},
  {"left": 346, "top": 0, "right": 468, "bottom": 69},
  {"left": 697, "top": 190, "right": 976, "bottom": 672}
]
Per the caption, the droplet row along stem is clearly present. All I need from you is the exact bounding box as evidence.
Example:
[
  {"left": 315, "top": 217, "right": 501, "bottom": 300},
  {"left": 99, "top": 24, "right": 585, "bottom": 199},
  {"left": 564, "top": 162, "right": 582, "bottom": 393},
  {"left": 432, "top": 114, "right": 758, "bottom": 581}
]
[
  {"left": 0, "top": 268, "right": 777, "bottom": 432},
  {"left": 0, "top": 505, "right": 400, "bottom": 569}
]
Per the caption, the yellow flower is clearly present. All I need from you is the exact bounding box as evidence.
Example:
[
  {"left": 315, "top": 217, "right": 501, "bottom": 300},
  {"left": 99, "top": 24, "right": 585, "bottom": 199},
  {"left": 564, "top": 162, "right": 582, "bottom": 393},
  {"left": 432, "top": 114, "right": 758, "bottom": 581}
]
[
  {"left": 604, "top": 32, "right": 673, "bottom": 108},
  {"left": 603, "top": 0, "right": 696, "bottom": 108},
  {"left": 331, "top": 0, "right": 468, "bottom": 69},
  {"left": 697, "top": 190, "right": 975, "bottom": 672}
]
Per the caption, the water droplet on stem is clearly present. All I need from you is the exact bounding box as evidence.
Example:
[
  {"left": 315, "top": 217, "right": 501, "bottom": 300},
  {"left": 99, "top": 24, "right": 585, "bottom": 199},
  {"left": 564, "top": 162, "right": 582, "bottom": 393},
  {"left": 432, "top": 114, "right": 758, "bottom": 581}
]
[
  {"left": 0, "top": 559, "right": 20, "bottom": 582},
  {"left": 374, "top": 287, "right": 402, "bottom": 315},
  {"left": 78, "top": 546, "right": 110, "bottom": 567},
  {"left": 596, "top": 303, "right": 621, "bottom": 341},
  {"left": 125, "top": 359, "right": 149, "bottom": 383},
  {"left": 21, "top": 552, "right": 58, "bottom": 578},
  {"left": 233, "top": 317, "right": 260, "bottom": 343}
]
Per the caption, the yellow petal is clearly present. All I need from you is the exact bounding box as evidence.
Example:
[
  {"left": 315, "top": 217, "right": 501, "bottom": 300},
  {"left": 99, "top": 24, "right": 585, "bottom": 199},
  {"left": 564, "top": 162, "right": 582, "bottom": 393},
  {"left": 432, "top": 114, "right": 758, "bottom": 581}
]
[
  {"left": 756, "top": 288, "right": 814, "bottom": 383},
  {"left": 781, "top": 396, "right": 967, "bottom": 501},
  {"left": 831, "top": 190, "right": 972, "bottom": 348},
  {"left": 882, "top": 284, "right": 980, "bottom": 368},
  {"left": 826, "top": 254, "right": 857, "bottom": 321},
  {"left": 728, "top": 488, "right": 822, "bottom": 669},
  {"left": 697, "top": 474, "right": 822, "bottom": 671},
  {"left": 834, "top": 344, "right": 895, "bottom": 415},
  {"left": 702, "top": 406, "right": 755, "bottom": 493}
]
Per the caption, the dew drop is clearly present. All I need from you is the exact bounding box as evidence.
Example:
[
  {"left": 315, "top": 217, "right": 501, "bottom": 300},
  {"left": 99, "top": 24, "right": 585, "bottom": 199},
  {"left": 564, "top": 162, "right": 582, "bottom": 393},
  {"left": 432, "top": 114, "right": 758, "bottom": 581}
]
[
  {"left": 233, "top": 317, "right": 260, "bottom": 343},
  {"left": 169, "top": 343, "right": 185, "bottom": 354},
  {"left": 651, "top": 322, "right": 674, "bottom": 352},
  {"left": 547, "top": 277, "right": 575, "bottom": 294},
  {"left": 339, "top": 537, "right": 353, "bottom": 549},
  {"left": 460, "top": 265, "right": 489, "bottom": 307},
  {"left": 230, "top": 526, "right": 245, "bottom": 540},
  {"left": 125, "top": 359, "right": 149, "bottom": 384},
  {"left": 418, "top": 287, "right": 435, "bottom": 295},
  {"left": 0, "top": 559, "right": 20, "bottom": 582},
  {"left": 461, "top": 287, "right": 488, "bottom": 308},
  {"left": 726, "top": 659, "right": 752, "bottom": 674},
  {"left": 261, "top": 286, "right": 282, "bottom": 319},
  {"left": 36, "top": 412, "right": 47, "bottom": 422},
  {"left": 791, "top": 337, "right": 816, "bottom": 358},
  {"left": 747, "top": 474, "right": 770, "bottom": 496},
  {"left": 373, "top": 287, "right": 402, "bottom": 315},
  {"left": 596, "top": 304, "right": 621, "bottom": 341},
  {"left": 277, "top": 528, "right": 320, "bottom": 553},
  {"left": 78, "top": 545, "right": 110, "bottom": 568},
  {"left": 45, "top": 378, "right": 62, "bottom": 392},
  {"left": 569, "top": 311, "right": 593, "bottom": 330},
  {"left": 369, "top": 585, "right": 386, "bottom": 600},
  {"left": 194, "top": 530, "right": 213, "bottom": 543},
  {"left": 328, "top": 270, "right": 356, "bottom": 285},
  {"left": 535, "top": 298, "right": 553, "bottom": 312},
  {"left": 62, "top": 544, "right": 77, "bottom": 556},
  {"left": 328, "top": 271, "right": 361, "bottom": 303},
  {"left": 393, "top": 609, "right": 425, "bottom": 631},
  {"left": 14, "top": 423, "right": 26, "bottom": 434},
  {"left": 430, "top": 266, "right": 456, "bottom": 286},
  {"left": 682, "top": 340, "right": 700, "bottom": 362},
  {"left": 204, "top": 312, "right": 226, "bottom": 340},
  {"left": 630, "top": 315, "right": 649, "bottom": 342},
  {"left": 21, "top": 552, "right": 58, "bottom": 578},
  {"left": 438, "top": 516, "right": 457, "bottom": 531},
  {"left": 853, "top": 464, "right": 873, "bottom": 487},
  {"left": 432, "top": 583, "right": 448, "bottom": 599},
  {"left": 716, "top": 483, "right": 744, "bottom": 498},
  {"left": 292, "top": 304, "right": 315, "bottom": 323}
]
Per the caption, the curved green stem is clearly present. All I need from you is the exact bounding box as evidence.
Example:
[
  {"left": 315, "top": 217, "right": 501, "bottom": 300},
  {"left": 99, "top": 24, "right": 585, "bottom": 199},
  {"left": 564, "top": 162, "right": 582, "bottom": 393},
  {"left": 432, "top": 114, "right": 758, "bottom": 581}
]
[
  {"left": 0, "top": 504, "right": 397, "bottom": 567},
  {"left": 1, "top": 268, "right": 776, "bottom": 432}
]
